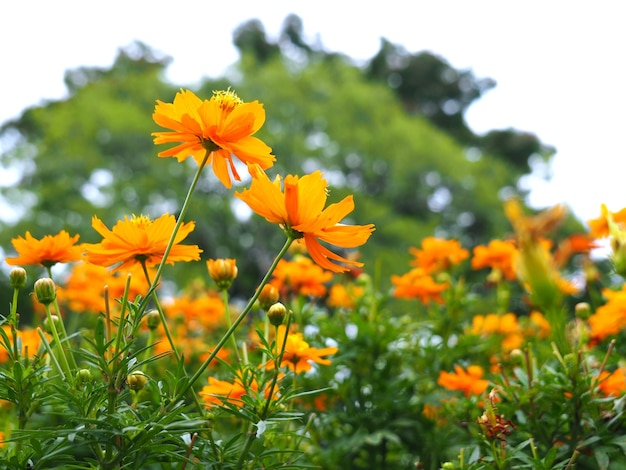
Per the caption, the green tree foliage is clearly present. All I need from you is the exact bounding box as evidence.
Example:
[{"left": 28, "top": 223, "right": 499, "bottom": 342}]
[{"left": 0, "top": 16, "right": 582, "bottom": 313}]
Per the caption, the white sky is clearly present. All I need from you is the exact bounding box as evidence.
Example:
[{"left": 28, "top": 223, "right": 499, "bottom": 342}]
[{"left": 1, "top": 1, "right": 625, "bottom": 224}]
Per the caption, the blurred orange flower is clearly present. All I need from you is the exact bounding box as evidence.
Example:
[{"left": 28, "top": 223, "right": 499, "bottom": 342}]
[
  {"left": 438, "top": 365, "right": 489, "bottom": 397},
  {"left": 152, "top": 88, "right": 275, "bottom": 188},
  {"left": 163, "top": 291, "right": 225, "bottom": 332},
  {"left": 5, "top": 230, "right": 83, "bottom": 268},
  {"left": 58, "top": 262, "right": 151, "bottom": 314},
  {"left": 200, "top": 376, "right": 257, "bottom": 408},
  {"left": 597, "top": 368, "right": 626, "bottom": 397},
  {"left": 326, "top": 282, "right": 364, "bottom": 309},
  {"left": 270, "top": 256, "right": 333, "bottom": 298},
  {"left": 236, "top": 165, "right": 375, "bottom": 273},
  {"left": 410, "top": 237, "right": 469, "bottom": 274},
  {"left": 83, "top": 214, "right": 201, "bottom": 271},
  {"left": 267, "top": 325, "right": 338, "bottom": 374},
  {"left": 391, "top": 268, "right": 449, "bottom": 304},
  {"left": 471, "top": 239, "right": 519, "bottom": 281},
  {"left": 588, "top": 287, "right": 626, "bottom": 341},
  {"left": 587, "top": 204, "right": 626, "bottom": 239},
  {"left": 1, "top": 326, "right": 49, "bottom": 362}
]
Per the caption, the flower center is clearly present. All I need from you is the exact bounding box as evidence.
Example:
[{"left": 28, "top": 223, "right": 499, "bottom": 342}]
[
  {"left": 130, "top": 214, "right": 152, "bottom": 229},
  {"left": 211, "top": 88, "right": 243, "bottom": 113}
]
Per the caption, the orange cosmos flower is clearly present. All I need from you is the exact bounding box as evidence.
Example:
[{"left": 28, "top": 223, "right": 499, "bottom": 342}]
[
  {"left": 200, "top": 376, "right": 257, "bottom": 408},
  {"left": 438, "top": 365, "right": 489, "bottom": 397},
  {"left": 391, "top": 268, "right": 449, "bottom": 304},
  {"left": 410, "top": 237, "right": 469, "bottom": 274},
  {"left": 235, "top": 165, "right": 375, "bottom": 273},
  {"left": 471, "top": 239, "right": 519, "bottom": 281},
  {"left": 267, "top": 325, "right": 338, "bottom": 374},
  {"left": 5, "top": 230, "right": 83, "bottom": 268},
  {"left": 327, "top": 282, "right": 364, "bottom": 309},
  {"left": 152, "top": 88, "right": 275, "bottom": 188},
  {"left": 597, "top": 368, "right": 626, "bottom": 397},
  {"left": 270, "top": 256, "right": 333, "bottom": 298},
  {"left": 83, "top": 213, "right": 202, "bottom": 271},
  {"left": 587, "top": 204, "right": 626, "bottom": 239},
  {"left": 1, "top": 326, "right": 50, "bottom": 362}
]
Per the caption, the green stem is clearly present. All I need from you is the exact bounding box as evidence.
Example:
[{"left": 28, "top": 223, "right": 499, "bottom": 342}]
[
  {"left": 139, "top": 152, "right": 209, "bottom": 311},
  {"left": 141, "top": 262, "right": 182, "bottom": 363},
  {"left": 168, "top": 235, "right": 295, "bottom": 409},
  {"left": 221, "top": 288, "right": 241, "bottom": 365},
  {"left": 44, "top": 303, "right": 72, "bottom": 381}
]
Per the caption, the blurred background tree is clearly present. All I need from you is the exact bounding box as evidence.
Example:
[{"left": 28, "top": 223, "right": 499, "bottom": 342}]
[{"left": 0, "top": 15, "right": 583, "bottom": 316}]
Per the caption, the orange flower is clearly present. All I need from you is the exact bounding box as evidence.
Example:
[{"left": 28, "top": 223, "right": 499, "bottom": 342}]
[
  {"left": 326, "top": 282, "right": 364, "bottom": 309},
  {"left": 58, "top": 262, "right": 151, "bottom": 314},
  {"left": 152, "top": 88, "right": 275, "bottom": 188},
  {"left": 270, "top": 256, "right": 333, "bottom": 298},
  {"left": 83, "top": 214, "right": 202, "bottom": 271},
  {"left": 409, "top": 237, "right": 469, "bottom": 274},
  {"left": 588, "top": 287, "right": 626, "bottom": 341},
  {"left": 471, "top": 239, "right": 519, "bottom": 281},
  {"left": 163, "top": 291, "right": 225, "bottom": 332},
  {"left": 597, "top": 368, "right": 626, "bottom": 397},
  {"left": 391, "top": 268, "right": 449, "bottom": 304},
  {"left": 5, "top": 230, "right": 83, "bottom": 268},
  {"left": 1, "top": 326, "right": 49, "bottom": 362},
  {"left": 587, "top": 204, "right": 626, "bottom": 239},
  {"left": 200, "top": 376, "right": 257, "bottom": 408},
  {"left": 267, "top": 325, "right": 338, "bottom": 374},
  {"left": 438, "top": 365, "right": 489, "bottom": 397},
  {"left": 235, "top": 165, "right": 375, "bottom": 273}
]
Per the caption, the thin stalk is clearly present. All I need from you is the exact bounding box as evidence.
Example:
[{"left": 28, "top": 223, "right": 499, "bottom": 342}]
[
  {"left": 168, "top": 235, "right": 295, "bottom": 409},
  {"left": 221, "top": 288, "right": 241, "bottom": 365},
  {"left": 139, "top": 152, "right": 209, "bottom": 311},
  {"left": 43, "top": 303, "right": 72, "bottom": 381}
]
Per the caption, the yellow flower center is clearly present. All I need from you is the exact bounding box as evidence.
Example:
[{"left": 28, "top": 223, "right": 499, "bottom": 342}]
[
  {"left": 130, "top": 214, "right": 153, "bottom": 228},
  {"left": 211, "top": 88, "right": 243, "bottom": 112}
]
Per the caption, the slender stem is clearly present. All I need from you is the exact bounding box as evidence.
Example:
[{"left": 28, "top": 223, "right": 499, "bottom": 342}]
[
  {"left": 141, "top": 262, "right": 182, "bottom": 363},
  {"left": 44, "top": 303, "right": 72, "bottom": 381},
  {"left": 261, "top": 313, "right": 292, "bottom": 419},
  {"left": 139, "top": 152, "right": 209, "bottom": 311},
  {"left": 168, "top": 236, "right": 295, "bottom": 408},
  {"left": 221, "top": 288, "right": 241, "bottom": 365}
]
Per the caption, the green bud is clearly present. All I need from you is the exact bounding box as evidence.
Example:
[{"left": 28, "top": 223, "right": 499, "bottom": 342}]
[
  {"left": 43, "top": 314, "right": 61, "bottom": 334},
  {"left": 267, "top": 302, "right": 287, "bottom": 327},
  {"left": 127, "top": 370, "right": 148, "bottom": 391},
  {"left": 9, "top": 267, "right": 27, "bottom": 289},
  {"left": 145, "top": 310, "right": 161, "bottom": 330},
  {"left": 34, "top": 277, "right": 56, "bottom": 305},
  {"left": 76, "top": 368, "right": 93, "bottom": 387}
]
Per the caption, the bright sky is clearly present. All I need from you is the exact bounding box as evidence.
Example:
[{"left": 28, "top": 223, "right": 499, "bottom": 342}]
[{"left": 1, "top": 1, "right": 625, "bottom": 224}]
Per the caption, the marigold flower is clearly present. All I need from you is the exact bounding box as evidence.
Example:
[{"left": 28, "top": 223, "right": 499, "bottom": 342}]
[
  {"left": 270, "top": 256, "right": 333, "bottom": 298},
  {"left": 471, "top": 239, "right": 519, "bottom": 281},
  {"left": 438, "top": 365, "right": 489, "bottom": 397},
  {"left": 5, "top": 230, "right": 83, "bottom": 268},
  {"left": 235, "top": 165, "right": 375, "bottom": 273},
  {"left": 152, "top": 88, "right": 275, "bottom": 188},
  {"left": 391, "top": 268, "right": 449, "bottom": 304},
  {"left": 410, "top": 237, "right": 469, "bottom": 274},
  {"left": 83, "top": 214, "right": 202, "bottom": 271},
  {"left": 267, "top": 325, "right": 338, "bottom": 374}
]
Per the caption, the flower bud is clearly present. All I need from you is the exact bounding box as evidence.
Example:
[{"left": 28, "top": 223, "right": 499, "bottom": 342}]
[
  {"left": 574, "top": 302, "right": 591, "bottom": 320},
  {"left": 258, "top": 284, "right": 279, "bottom": 311},
  {"left": 43, "top": 314, "right": 61, "bottom": 334},
  {"left": 76, "top": 368, "right": 93, "bottom": 387},
  {"left": 34, "top": 278, "right": 56, "bottom": 305},
  {"left": 267, "top": 302, "right": 287, "bottom": 327},
  {"left": 127, "top": 370, "right": 148, "bottom": 391},
  {"left": 207, "top": 258, "right": 238, "bottom": 290},
  {"left": 145, "top": 310, "right": 160, "bottom": 330},
  {"left": 9, "top": 267, "right": 27, "bottom": 289}
]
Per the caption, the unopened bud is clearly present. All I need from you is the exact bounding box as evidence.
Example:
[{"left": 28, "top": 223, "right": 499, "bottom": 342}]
[
  {"left": 43, "top": 314, "right": 61, "bottom": 334},
  {"left": 34, "top": 278, "right": 56, "bottom": 305},
  {"left": 145, "top": 310, "right": 160, "bottom": 330},
  {"left": 127, "top": 370, "right": 148, "bottom": 391},
  {"left": 267, "top": 302, "right": 287, "bottom": 327},
  {"left": 9, "top": 267, "right": 27, "bottom": 289},
  {"left": 76, "top": 368, "right": 93, "bottom": 387},
  {"left": 258, "top": 284, "right": 280, "bottom": 311},
  {"left": 207, "top": 258, "right": 238, "bottom": 290},
  {"left": 575, "top": 302, "right": 591, "bottom": 320}
]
